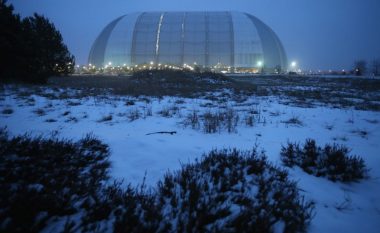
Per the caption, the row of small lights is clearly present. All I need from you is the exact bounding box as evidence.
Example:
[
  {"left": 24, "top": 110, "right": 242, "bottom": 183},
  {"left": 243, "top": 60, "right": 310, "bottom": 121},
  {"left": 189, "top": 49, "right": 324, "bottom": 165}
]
[
  {"left": 78, "top": 62, "right": 185, "bottom": 71},
  {"left": 77, "top": 60, "right": 299, "bottom": 71},
  {"left": 72, "top": 60, "right": 354, "bottom": 75}
]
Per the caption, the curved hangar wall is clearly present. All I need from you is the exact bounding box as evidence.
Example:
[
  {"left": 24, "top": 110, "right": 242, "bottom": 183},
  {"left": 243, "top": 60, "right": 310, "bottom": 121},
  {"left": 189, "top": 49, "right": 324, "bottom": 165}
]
[{"left": 88, "top": 12, "right": 287, "bottom": 73}]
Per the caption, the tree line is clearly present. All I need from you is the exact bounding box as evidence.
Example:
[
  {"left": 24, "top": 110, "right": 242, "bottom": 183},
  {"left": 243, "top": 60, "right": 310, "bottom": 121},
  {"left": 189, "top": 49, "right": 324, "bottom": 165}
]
[{"left": 0, "top": 0, "right": 74, "bottom": 83}]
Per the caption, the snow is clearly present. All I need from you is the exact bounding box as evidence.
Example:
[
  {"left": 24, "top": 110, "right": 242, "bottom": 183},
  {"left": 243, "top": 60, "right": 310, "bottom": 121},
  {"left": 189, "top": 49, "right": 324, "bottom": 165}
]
[{"left": 1, "top": 86, "right": 380, "bottom": 232}]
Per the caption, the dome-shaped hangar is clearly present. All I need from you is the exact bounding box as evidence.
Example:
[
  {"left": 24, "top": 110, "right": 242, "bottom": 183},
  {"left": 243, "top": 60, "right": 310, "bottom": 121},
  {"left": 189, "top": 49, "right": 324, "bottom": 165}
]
[{"left": 89, "top": 11, "right": 287, "bottom": 73}]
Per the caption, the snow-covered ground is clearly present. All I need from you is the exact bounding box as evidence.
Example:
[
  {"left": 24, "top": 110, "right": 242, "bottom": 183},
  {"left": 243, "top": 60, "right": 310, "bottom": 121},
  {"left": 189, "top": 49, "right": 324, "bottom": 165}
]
[{"left": 1, "top": 86, "right": 379, "bottom": 232}]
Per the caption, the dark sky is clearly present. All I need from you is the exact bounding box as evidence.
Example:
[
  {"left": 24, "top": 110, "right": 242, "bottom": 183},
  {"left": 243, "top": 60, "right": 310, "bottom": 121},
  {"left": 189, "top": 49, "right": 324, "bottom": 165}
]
[{"left": 9, "top": 0, "right": 380, "bottom": 71}]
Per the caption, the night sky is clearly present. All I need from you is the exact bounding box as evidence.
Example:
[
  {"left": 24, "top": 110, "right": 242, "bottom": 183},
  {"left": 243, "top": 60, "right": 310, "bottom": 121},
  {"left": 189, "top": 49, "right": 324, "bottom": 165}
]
[{"left": 8, "top": 0, "right": 380, "bottom": 71}]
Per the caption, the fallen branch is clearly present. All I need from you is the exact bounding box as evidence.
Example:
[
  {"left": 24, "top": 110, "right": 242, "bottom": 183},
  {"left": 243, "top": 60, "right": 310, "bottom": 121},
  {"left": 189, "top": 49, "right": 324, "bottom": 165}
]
[{"left": 146, "top": 131, "right": 177, "bottom": 136}]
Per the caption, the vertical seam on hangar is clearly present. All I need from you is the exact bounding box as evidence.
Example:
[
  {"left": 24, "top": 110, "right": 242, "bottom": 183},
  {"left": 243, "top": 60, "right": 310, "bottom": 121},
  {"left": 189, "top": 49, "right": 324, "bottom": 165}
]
[
  {"left": 180, "top": 12, "right": 187, "bottom": 66},
  {"left": 88, "top": 15, "right": 125, "bottom": 67},
  {"left": 155, "top": 12, "right": 165, "bottom": 64},
  {"left": 249, "top": 12, "right": 287, "bottom": 71},
  {"left": 131, "top": 12, "right": 145, "bottom": 65},
  {"left": 271, "top": 30, "right": 286, "bottom": 69},
  {"left": 227, "top": 11, "right": 235, "bottom": 68},
  {"left": 244, "top": 13, "right": 265, "bottom": 67},
  {"left": 205, "top": 12, "right": 209, "bottom": 67},
  {"left": 271, "top": 30, "right": 288, "bottom": 69}
]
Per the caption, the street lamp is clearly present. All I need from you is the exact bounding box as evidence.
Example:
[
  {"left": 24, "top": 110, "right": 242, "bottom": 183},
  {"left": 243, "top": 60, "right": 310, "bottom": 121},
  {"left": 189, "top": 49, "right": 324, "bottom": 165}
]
[
  {"left": 257, "top": 61, "right": 263, "bottom": 73},
  {"left": 290, "top": 61, "right": 297, "bottom": 73}
]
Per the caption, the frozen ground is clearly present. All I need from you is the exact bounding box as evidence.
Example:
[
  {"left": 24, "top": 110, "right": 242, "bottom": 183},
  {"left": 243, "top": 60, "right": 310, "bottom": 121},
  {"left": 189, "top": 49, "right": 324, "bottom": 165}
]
[{"left": 1, "top": 84, "right": 380, "bottom": 232}]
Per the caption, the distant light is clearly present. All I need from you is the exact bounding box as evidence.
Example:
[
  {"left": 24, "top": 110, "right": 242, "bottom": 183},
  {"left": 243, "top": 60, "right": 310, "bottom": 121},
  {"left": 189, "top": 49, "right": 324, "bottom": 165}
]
[
  {"left": 150, "top": 61, "right": 154, "bottom": 65},
  {"left": 291, "top": 61, "right": 297, "bottom": 67},
  {"left": 257, "top": 61, "right": 263, "bottom": 67},
  {"left": 108, "top": 62, "right": 112, "bottom": 66}
]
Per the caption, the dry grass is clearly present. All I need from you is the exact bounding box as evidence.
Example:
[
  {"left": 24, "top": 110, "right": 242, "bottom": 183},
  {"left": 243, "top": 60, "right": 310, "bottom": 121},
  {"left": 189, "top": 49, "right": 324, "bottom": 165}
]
[
  {"left": 1, "top": 108, "right": 13, "bottom": 115},
  {"left": 47, "top": 70, "right": 258, "bottom": 99},
  {"left": 233, "top": 75, "right": 380, "bottom": 111},
  {"left": 282, "top": 116, "right": 304, "bottom": 126},
  {"left": 3, "top": 71, "right": 379, "bottom": 111},
  {"left": 97, "top": 114, "right": 113, "bottom": 122}
]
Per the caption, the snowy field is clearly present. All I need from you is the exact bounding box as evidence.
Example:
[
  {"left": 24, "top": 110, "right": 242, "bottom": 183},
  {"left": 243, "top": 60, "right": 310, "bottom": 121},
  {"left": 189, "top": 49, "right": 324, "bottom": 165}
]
[{"left": 1, "top": 81, "right": 380, "bottom": 232}]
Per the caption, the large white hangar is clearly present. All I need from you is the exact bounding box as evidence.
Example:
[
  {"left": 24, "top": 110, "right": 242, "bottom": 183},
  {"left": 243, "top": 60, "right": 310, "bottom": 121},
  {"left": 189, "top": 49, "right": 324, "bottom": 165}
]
[{"left": 88, "top": 11, "right": 288, "bottom": 73}]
